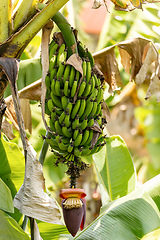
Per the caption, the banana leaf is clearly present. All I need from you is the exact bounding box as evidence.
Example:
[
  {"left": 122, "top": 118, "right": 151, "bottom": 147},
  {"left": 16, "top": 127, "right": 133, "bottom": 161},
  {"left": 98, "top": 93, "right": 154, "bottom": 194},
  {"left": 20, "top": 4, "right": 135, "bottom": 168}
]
[{"left": 93, "top": 135, "right": 136, "bottom": 205}]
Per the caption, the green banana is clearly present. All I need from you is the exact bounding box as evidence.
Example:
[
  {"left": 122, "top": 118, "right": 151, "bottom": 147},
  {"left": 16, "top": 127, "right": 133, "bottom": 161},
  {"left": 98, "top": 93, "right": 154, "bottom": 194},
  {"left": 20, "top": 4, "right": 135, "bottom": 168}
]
[
  {"left": 64, "top": 113, "right": 71, "bottom": 128},
  {"left": 56, "top": 44, "right": 66, "bottom": 65},
  {"left": 62, "top": 125, "right": 72, "bottom": 138},
  {"left": 49, "top": 55, "right": 57, "bottom": 72},
  {"left": 71, "top": 99, "right": 81, "bottom": 119},
  {"left": 61, "top": 94, "right": 69, "bottom": 110},
  {"left": 77, "top": 80, "right": 86, "bottom": 97},
  {"left": 82, "top": 80, "right": 91, "bottom": 97},
  {"left": 78, "top": 98, "right": 86, "bottom": 118},
  {"left": 72, "top": 115, "right": 79, "bottom": 129},
  {"left": 90, "top": 88, "right": 98, "bottom": 101},
  {"left": 87, "top": 117, "right": 94, "bottom": 127},
  {"left": 47, "top": 99, "right": 54, "bottom": 112},
  {"left": 57, "top": 63, "right": 65, "bottom": 79},
  {"left": 88, "top": 100, "right": 97, "bottom": 118},
  {"left": 63, "top": 65, "right": 71, "bottom": 83},
  {"left": 71, "top": 79, "right": 78, "bottom": 98},
  {"left": 49, "top": 43, "right": 58, "bottom": 60},
  {"left": 69, "top": 66, "right": 76, "bottom": 88},
  {"left": 74, "top": 147, "right": 82, "bottom": 157},
  {"left": 96, "top": 103, "right": 102, "bottom": 116},
  {"left": 54, "top": 79, "right": 61, "bottom": 96},
  {"left": 45, "top": 74, "right": 51, "bottom": 90},
  {"left": 63, "top": 79, "right": 70, "bottom": 97},
  {"left": 67, "top": 141, "right": 74, "bottom": 153},
  {"left": 94, "top": 74, "right": 101, "bottom": 88},
  {"left": 51, "top": 92, "right": 62, "bottom": 109},
  {"left": 55, "top": 119, "right": 63, "bottom": 135},
  {"left": 85, "top": 61, "right": 91, "bottom": 84},
  {"left": 54, "top": 107, "right": 63, "bottom": 116},
  {"left": 74, "top": 130, "right": 83, "bottom": 147},
  {"left": 97, "top": 87, "right": 104, "bottom": 104},
  {"left": 73, "top": 127, "right": 79, "bottom": 140},
  {"left": 90, "top": 75, "right": 95, "bottom": 94},
  {"left": 79, "top": 116, "right": 88, "bottom": 130},
  {"left": 80, "top": 99, "right": 94, "bottom": 120},
  {"left": 50, "top": 67, "right": 57, "bottom": 82},
  {"left": 81, "top": 146, "right": 91, "bottom": 156},
  {"left": 49, "top": 118, "right": 56, "bottom": 132},
  {"left": 84, "top": 129, "right": 93, "bottom": 146},
  {"left": 51, "top": 111, "right": 57, "bottom": 122},
  {"left": 59, "top": 111, "right": 66, "bottom": 125},
  {"left": 58, "top": 138, "right": 69, "bottom": 151},
  {"left": 80, "top": 129, "right": 90, "bottom": 145},
  {"left": 66, "top": 102, "right": 73, "bottom": 115},
  {"left": 82, "top": 60, "right": 87, "bottom": 78}
]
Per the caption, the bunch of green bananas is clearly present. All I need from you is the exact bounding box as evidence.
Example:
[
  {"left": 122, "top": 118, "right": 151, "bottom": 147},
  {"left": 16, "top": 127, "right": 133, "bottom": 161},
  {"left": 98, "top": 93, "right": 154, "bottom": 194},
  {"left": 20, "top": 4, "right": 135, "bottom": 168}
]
[{"left": 44, "top": 36, "right": 106, "bottom": 181}]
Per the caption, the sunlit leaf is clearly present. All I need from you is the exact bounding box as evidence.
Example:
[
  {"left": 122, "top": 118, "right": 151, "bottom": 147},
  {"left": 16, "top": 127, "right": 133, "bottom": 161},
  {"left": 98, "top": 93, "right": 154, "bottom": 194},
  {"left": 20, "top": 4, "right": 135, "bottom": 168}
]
[
  {"left": 93, "top": 136, "right": 136, "bottom": 204},
  {"left": 73, "top": 174, "right": 160, "bottom": 240},
  {"left": 0, "top": 178, "right": 14, "bottom": 213},
  {"left": 38, "top": 222, "right": 69, "bottom": 240}
]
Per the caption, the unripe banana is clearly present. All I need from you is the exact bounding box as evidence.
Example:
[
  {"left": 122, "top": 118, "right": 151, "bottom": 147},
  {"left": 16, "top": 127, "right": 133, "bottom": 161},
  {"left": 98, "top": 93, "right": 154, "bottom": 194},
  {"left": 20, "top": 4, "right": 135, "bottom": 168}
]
[
  {"left": 71, "top": 99, "right": 81, "bottom": 119},
  {"left": 45, "top": 37, "right": 105, "bottom": 166}
]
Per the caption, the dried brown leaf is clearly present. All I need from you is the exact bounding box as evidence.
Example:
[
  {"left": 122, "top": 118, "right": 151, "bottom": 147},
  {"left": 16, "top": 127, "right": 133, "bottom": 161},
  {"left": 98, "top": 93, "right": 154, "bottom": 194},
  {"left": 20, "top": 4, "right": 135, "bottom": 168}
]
[
  {"left": 102, "top": 100, "right": 110, "bottom": 122},
  {"left": 14, "top": 144, "right": 62, "bottom": 224},
  {"left": 92, "top": 0, "right": 103, "bottom": 8},
  {"left": 20, "top": 99, "right": 32, "bottom": 134},
  {"left": 1, "top": 118, "right": 15, "bottom": 140},
  {"left": 90, "top": 120, "right": 102, "bottom": 133},
  {"left": 66, "top": 53, "right": 83, "bottom": 75},
  {"left": 93, "top": 45, "right": 123, "bottom": 91},
  {"left": 135, "top": 43, "right": 158, "bottom": 85},
  {"left": 19, "top": 79, "right": 41, "bottom": 101},
  {"left": 145, "top": 74, "right": 160, "bottom": 102},
  {"left": 118, "top": 38, "right": 150, "bottom": 80},
  {"left": 5, "top": 95, "right": 32, "bottom": 133}
]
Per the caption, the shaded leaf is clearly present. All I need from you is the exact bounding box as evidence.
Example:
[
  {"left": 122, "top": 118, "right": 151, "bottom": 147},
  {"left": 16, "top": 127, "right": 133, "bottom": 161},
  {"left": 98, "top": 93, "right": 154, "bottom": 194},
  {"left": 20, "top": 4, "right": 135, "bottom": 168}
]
[
  {"left": 0, "top": 178, "right": 14, "bottom": 213},
  {"left": 0, "top": 210, "right": 30, "bottom": 240}
]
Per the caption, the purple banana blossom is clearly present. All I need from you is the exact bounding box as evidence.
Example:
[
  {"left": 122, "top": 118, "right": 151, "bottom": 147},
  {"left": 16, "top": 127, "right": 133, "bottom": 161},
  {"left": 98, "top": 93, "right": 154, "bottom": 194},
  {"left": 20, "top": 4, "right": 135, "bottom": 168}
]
[{"left": 60, "top": 189, "right": 86, "bottom": 237}]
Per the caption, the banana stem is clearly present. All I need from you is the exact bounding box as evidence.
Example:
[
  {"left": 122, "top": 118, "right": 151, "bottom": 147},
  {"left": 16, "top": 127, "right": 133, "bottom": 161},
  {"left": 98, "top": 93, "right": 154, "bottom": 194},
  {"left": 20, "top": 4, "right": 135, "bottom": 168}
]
[
  {"left": 0, "top": 0, "right": 10, "bottom": 43},
  {"left": 52, "top": 12, "right": 78, "bottom": 57},
  {"left": 38, "top": 4, "right": 78, "bottom": 57}
]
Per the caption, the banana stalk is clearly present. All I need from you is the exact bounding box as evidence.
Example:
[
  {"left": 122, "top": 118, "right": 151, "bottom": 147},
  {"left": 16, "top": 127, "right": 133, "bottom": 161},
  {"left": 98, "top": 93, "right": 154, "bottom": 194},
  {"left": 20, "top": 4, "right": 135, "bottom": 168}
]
[
  {"left": 0, "top": 0, "right": 69, "bottom": 58},
  {"left": 0, "top": 0, "right": 11, "bottom": 43}
]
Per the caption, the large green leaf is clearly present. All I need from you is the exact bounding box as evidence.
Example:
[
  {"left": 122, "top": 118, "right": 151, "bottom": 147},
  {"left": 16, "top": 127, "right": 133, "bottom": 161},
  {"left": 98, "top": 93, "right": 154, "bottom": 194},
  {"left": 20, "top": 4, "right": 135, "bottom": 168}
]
[
  {"left": 0, "top": 178, "right": 14, "bottom": 213},
  {"left": 72, "top": 174, "right": 160, "bottom": 240},
  {"left": 0, "top": 210, "right": 29, "bottom": 240},
  {"left": 37, "top": 222, "right": 69, "bottom": 240},
  {"left": 1, "top": 135, "right": 25, "bottom": 193},
  {"left": 0, "top": 135, "right": 25, "bottom": 221},
  {"left": 93, "top": 135, "right": 136, "bottom": 204}
]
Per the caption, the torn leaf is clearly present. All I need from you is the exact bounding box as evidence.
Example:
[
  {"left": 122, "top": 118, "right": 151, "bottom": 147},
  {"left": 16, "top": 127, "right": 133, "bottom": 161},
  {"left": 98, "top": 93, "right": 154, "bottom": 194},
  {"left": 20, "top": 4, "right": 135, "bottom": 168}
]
[
  {"left": 93, "top": 45, "right": 123, "bottom": 91},
  {"left": 135, "top": 43, "right": 158, "bottom": 85},
  {"left": 1, "top": 118, "right": 15, "bottom": 140},
  {"left": 14, "top": 144, "right": 62, "bottom": 224},
  {"left": 145, "top": 74, "right": 160, "bottom": 102},
  {"left": 66, "top": 53, "right": 83, "bottom": 75},
  {"left": 118, "top": 38, "right": 150, "bottom": 80}
]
